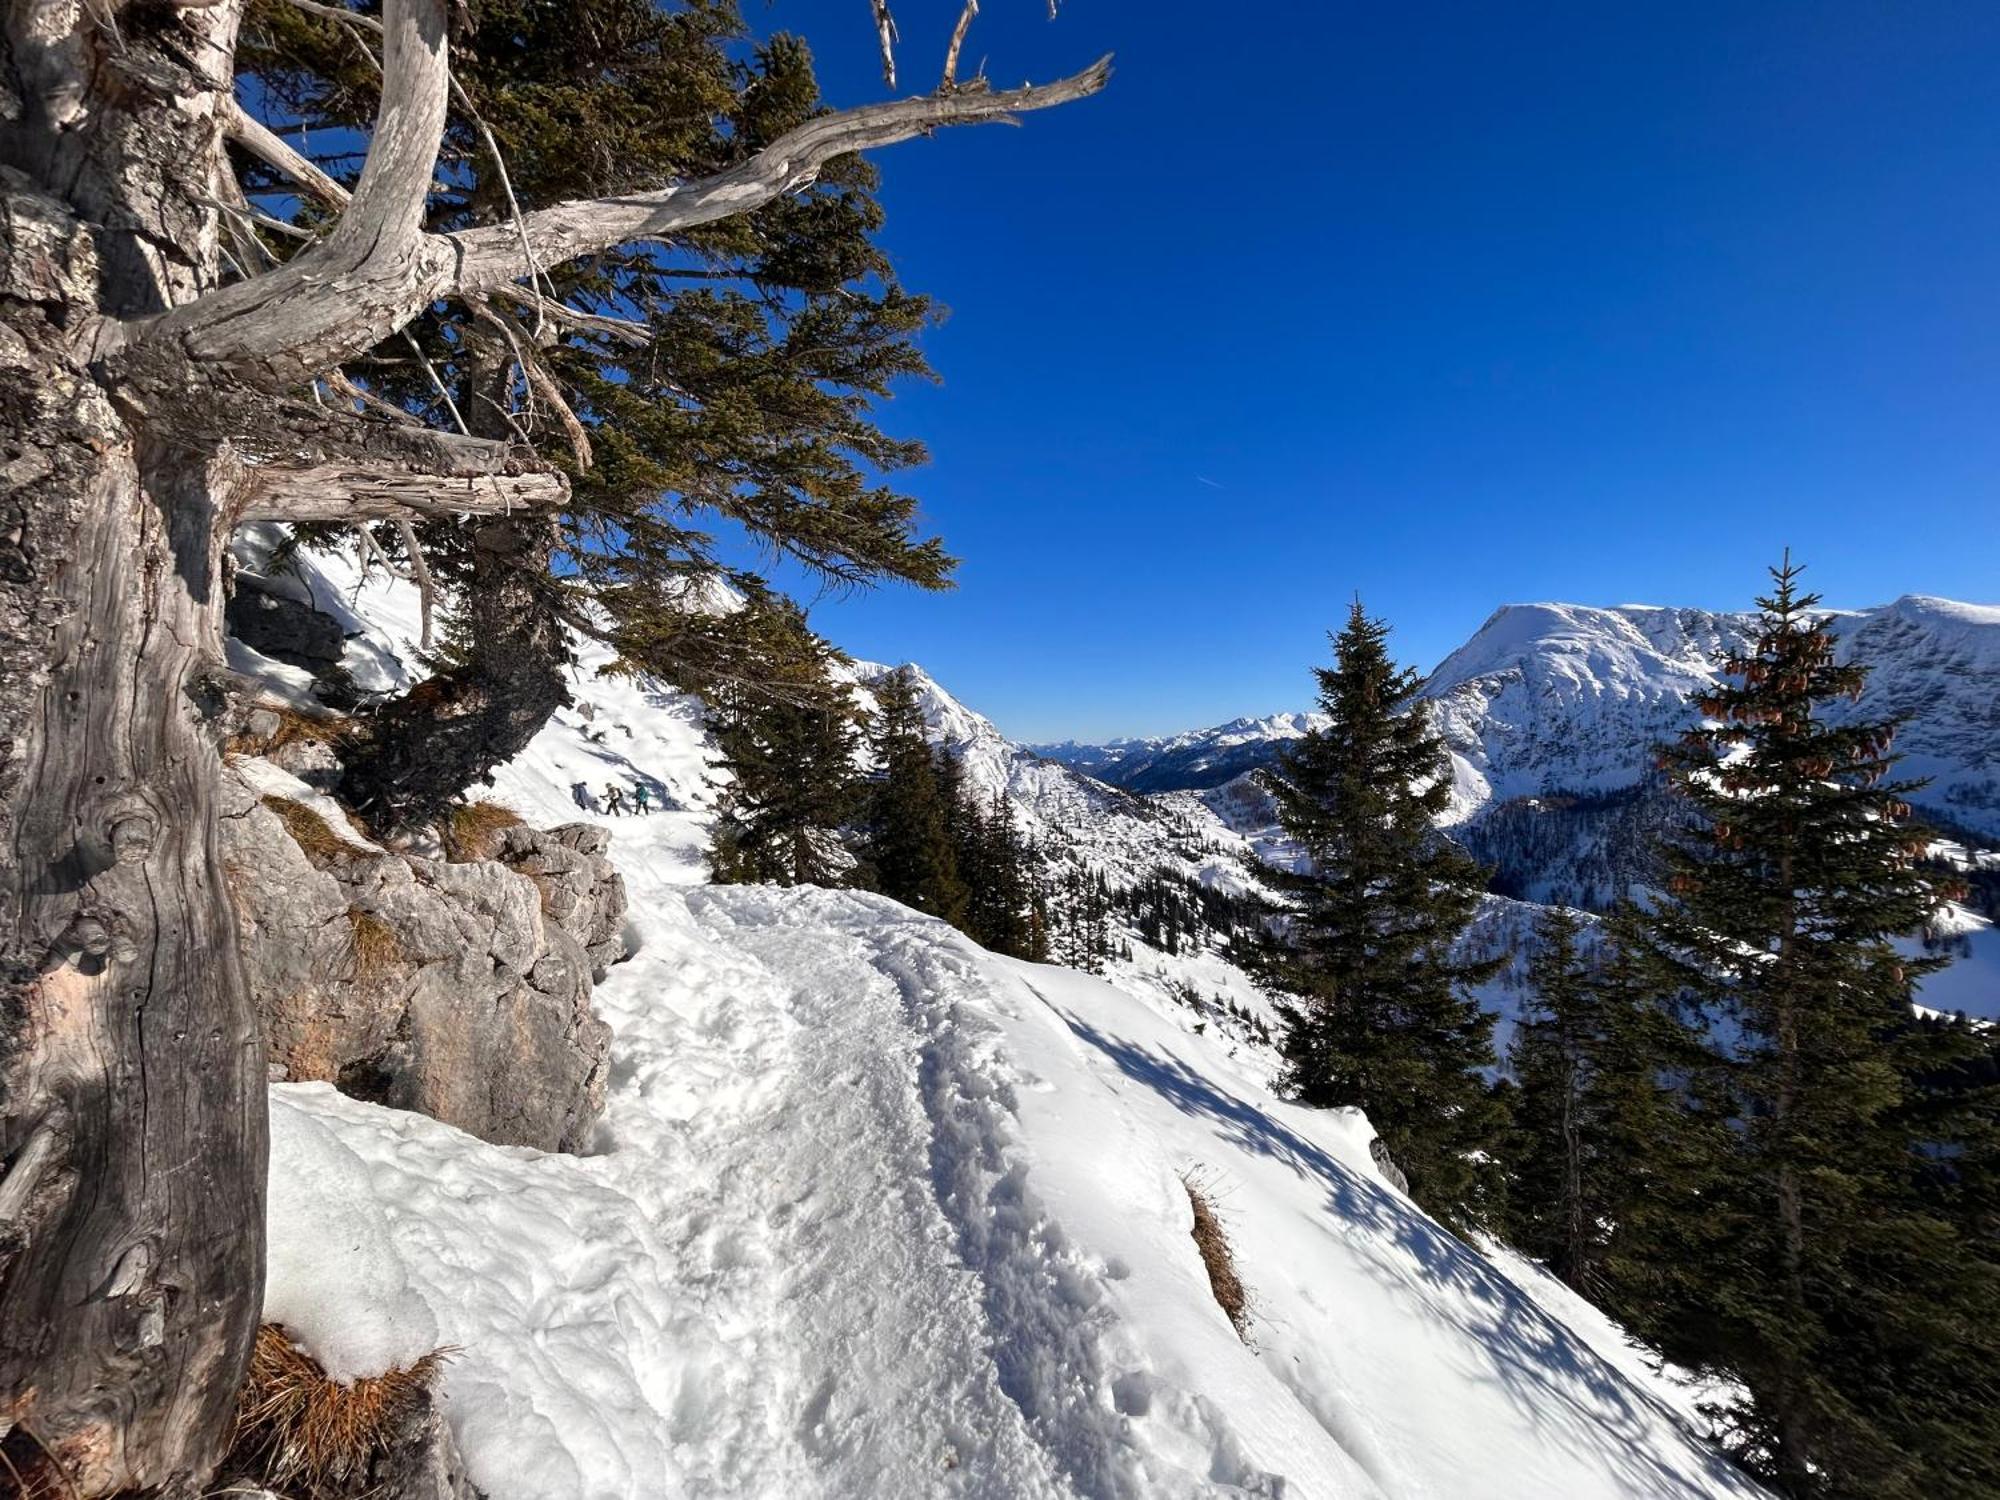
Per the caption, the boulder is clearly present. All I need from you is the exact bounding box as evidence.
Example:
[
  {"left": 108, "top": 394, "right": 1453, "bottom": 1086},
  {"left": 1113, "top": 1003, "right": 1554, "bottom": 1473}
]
[{"left": 221, "top": 765, "right": 619, "bottom": 1153}]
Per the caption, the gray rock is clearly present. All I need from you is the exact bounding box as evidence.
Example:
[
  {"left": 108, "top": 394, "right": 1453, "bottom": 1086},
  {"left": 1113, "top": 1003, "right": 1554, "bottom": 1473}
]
[
  {"left": 227, "top": 568, "right": 347, "bottom": 673},
  {"left": 221, "top": 767, "right": 617, "bottom": 1152}
]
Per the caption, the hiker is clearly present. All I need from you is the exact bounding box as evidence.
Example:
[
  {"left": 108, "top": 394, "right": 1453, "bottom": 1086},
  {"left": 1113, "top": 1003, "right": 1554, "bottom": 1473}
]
[
  {"left": 633, "top": 784, "right": 651, "bottom": 815},
  {"left": 570, "top": 781, "right": 595, "bottom": 812},
  {"left": 604, "top": 783, "right": 627, "bottom": 816}
]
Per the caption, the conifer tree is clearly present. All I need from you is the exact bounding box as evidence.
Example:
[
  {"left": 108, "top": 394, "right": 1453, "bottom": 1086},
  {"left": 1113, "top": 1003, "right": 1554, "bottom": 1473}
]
[
  {"left": 1636, "top": 557, "right": 2000, "bottom": 1499},
  {"left": 240, "top": 0, "right": 997, "bottom": 828},
  {"left": 862, "top": 668, "right": 968, "bottom": 923},
  {"left": 705, "top": 609, "right": 861, "bottom": 887},
  {"left": 1502, "top": 905, "right": 1711, "bottom": 1301},
  {"left": 1503, "top": 906, "right": 1598, "bottom": 1285},
  {"left": 1264, "top": 601, "right": 1503, "bottom": 1232}
]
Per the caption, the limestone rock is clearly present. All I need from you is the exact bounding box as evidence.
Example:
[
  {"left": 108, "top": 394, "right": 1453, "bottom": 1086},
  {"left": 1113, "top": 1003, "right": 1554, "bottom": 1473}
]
[{"left": 221, "top": 764, "right": 617, "bottom": 1153}]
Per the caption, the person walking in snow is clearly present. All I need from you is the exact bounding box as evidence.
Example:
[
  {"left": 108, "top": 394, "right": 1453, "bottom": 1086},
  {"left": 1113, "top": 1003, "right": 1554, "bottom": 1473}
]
[
  {"left": 634, "top": 784, "right": 651, "bottom": 815},
  {"left": 571, "top": 781, "right": 597, "bottom": 812},
  {"left": 604, "top": 783, "right": 626, "bottom": 816}
]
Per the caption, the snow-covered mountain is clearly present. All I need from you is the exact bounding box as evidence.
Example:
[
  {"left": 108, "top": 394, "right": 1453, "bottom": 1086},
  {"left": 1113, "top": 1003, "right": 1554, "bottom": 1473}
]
[
  {"left": 1038, "top": 595, "right": 2000, "bottom": 897},
  {"left": 245, "top": 549, "right": 1777, "bottom": 1498},
  {"left": 1033, "top": 713, "right": 1325, "bottom": 795}
]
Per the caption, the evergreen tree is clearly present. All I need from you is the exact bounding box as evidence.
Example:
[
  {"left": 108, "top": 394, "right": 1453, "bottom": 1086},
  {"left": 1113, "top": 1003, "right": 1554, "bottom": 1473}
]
[
  {"left": 1635, "top": 557, "right": 2000, "bottom": 1499},
  {"left": 243, "top": 0, "right": 961, "bottom": 828},
  {"left": 1502, "top": 905, "right": 1711, "bottom": 1303},
  {"left": 1264, "top": 601, "right": 1504, "bottom": 1233},
  {"left": 1503, "top": 906, "right": 1598, "bottom": 1285},
  {"left": 705, "top": 609, "right": 861, "bottom": 887},
  {"left": 861, "top": 668, "right": 968, "bottom": 923}
]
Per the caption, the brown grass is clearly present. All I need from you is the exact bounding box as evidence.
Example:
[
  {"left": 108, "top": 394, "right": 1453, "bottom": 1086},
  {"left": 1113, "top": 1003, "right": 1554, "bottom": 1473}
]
[
  {"left": 439, "top": 800, "right": 525, "bottom": 863},
  {"left": 228, "top": 704, "right": 348, "bottom": 758},
  {"left": 346, "top": 908, "right": 404, "bottom": 983},
  {"left": 1183, "top": 1171, "right": 1249, "bottom": 1339},
  {"left": 264, "top": 795, "right": 354, "bottom": 865},
  {"left": 225, "top": 1324, "right": 452, "bottom": 1499}
]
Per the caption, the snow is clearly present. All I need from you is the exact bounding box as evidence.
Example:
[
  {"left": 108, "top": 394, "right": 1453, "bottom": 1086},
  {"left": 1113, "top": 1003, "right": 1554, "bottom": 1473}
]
[{"left": 256, "top": 549, "right": 1775, "bottom": 1500}]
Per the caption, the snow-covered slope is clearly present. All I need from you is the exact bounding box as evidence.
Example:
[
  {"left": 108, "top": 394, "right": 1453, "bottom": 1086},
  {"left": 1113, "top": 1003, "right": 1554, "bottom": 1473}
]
[{"left": 255, "top": 550, "right": 1769, "bottom": 1500}]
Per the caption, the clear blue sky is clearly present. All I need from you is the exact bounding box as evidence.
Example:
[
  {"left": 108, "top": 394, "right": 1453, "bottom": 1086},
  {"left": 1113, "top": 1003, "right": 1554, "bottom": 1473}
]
[{"left": 742, "top": 0, "right": 2000, "bottom": 743}]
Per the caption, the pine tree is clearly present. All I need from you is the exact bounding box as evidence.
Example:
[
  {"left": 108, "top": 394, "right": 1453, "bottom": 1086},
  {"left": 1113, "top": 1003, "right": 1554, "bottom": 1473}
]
[
  {"left": 1635, "top": 557, "right": 2000, "bottom": 1499},
  {"left": 705, "top": 610, "right": 861, "bottom": 887},
  {"left": 243, "top": 1, "right": 964, "bottom": 828},
  {"left": 861, "top": 668, "right": 968, "bottom": 923},
  {"left": 1264, "top": 601, "right": 1504, "bottom": 1233}
]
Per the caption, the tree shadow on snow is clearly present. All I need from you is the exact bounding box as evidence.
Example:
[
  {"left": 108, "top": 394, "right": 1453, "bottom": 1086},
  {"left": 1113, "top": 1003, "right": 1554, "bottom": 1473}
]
[{"left": 1055, "top": 1015, "right": 1759, "bottom": 1500}]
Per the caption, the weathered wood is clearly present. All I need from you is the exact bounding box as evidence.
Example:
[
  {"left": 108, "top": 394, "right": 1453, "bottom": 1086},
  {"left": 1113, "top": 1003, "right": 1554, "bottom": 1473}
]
[
  {"left": 139, "top": 0, "right": 1110, "bottom": 388},
  {"left": 2, "top": 9, "right": 262, "bottom": 1495},
  {"left": 238, "top": 460, "right": 567, "bottom": 521}
]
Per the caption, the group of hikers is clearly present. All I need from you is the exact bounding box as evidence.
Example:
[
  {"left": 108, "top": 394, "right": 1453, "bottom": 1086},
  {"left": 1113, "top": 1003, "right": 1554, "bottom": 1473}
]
[{"left": 570, "top": 779, "right": 659, "bottom": 816}]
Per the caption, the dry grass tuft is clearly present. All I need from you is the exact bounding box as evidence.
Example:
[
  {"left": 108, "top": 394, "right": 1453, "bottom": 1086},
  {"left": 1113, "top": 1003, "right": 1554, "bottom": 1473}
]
[
  {"left": 439, "top": 800, "right": 525, "bottom": 863},
  {"left": 229, "top": 704, "right": 347, "bottom": 758},
  {"left": 346, "top": 908, "right": 403, "bottom": 983},
  {"left": 1183, "top": 1170, "right": 1249, "bottom": 1339},
  {"left": 226, "top": 1324, "right": 451, "bottom": 1499},
  {"left": 264, "top": 795, "right": 355, "bottom": 865}
]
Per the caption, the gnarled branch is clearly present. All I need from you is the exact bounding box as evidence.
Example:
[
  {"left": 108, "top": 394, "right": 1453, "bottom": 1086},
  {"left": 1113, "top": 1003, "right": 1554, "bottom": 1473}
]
[{"left": 139, "top": 8, "right": 1109, "bottom": 389}]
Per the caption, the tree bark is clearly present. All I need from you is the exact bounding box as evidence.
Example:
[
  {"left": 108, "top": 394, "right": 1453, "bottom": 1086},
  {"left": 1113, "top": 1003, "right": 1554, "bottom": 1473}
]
[{"left": 1, "top": 10, "right": 263, "bottom": 1495}]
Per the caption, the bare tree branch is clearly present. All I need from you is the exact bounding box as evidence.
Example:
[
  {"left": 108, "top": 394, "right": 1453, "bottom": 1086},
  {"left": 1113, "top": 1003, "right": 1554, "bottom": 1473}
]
[
  {"left": 394, "top": 517, "right": 438, "bottom": 650},
  {"left": 943, "top": 0, "right": 980, "bottom": 89},
  {"left": 224, "top": 96, "right": 350, "bottom": 209},
  {"left": 145, "top": 0, "right": 453, "bottom": 382},
  {"left": 446, "top": 58, "right": 1111, "bottom": 296},
  {"left": 870, "top": 0, "right": 900, "bottom": 86},
  {"left": 240, "top": 461, "right": 566, "bottom": 522},
  {"left": 140, "top": 3, "right": 1109, "bottom": 401}
]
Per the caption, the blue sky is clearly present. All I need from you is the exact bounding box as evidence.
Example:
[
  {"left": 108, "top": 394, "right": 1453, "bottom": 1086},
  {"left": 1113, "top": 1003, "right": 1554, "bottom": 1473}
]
[{"left": 743, "top": 0, "right": 2000, "bottom": 742}]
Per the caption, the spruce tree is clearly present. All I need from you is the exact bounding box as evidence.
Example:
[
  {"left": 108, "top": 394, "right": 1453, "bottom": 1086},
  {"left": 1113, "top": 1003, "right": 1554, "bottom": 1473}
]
[
  {"left": 1503, "top": 906, "right": 1598, "bottom": 1286},
  {"left": 705, "top": 609, "right": 861, "bottom": 887},
  {"left": 1264, "top": 601, "right": 1504, "bottom": 1233},
  {"left": 1502, "top": 905, "right": 1713, "bottom": 1303},
  {"left": 1636, "top": 557, "right": 2000, "bottom": 1499},
  {"left": 862, "top": 668, "right": 968, "bottom": 923}
]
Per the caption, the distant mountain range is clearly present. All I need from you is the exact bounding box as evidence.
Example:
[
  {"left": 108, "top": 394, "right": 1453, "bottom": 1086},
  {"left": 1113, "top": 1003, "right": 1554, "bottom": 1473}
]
[{"left": 1034, "top": 596, "right": 2000, "bottom": 854}]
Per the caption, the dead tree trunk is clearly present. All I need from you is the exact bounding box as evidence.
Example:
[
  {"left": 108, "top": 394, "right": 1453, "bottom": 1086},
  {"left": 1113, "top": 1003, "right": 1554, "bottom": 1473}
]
[
  {"left": 0, "top": 3, "right": 1104, "bottom": 1490},
  {"left": 1, "top": 13, "right": 261, "bottom": 1491}
]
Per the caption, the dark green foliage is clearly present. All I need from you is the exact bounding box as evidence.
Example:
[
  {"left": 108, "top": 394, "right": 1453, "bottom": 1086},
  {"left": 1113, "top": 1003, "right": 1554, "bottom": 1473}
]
[
  {"left": 1264, "top": 602, "right": 1503, "bottom": 1233},
  {"left": 239, "top": 1, "right": 952, "bottom": 820},
  {"left": 1501, "top": 905, "right": 1712, "bottom": 1304},
  {"left": 704, "top": 606, "right": 861, "bottom": 887},
  {"left": 860, "top": 669, "right": 968, "bottom": 924},
  {"left": 1627, "top": 558, "right": 2000, "bottom": 1500}
]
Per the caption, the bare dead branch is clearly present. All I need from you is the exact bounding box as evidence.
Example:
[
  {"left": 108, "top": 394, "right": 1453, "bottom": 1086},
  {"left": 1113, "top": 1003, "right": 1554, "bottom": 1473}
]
[
  {"left": 394, "top": 518, "right": 438, "bottom": 650},
  {"left": 241, "top": 461, "right": 566, "bottom": 523},
  {"left": 469, "top": 298, "right": 593, "bottom": 471},
  {"left": 870, "top": 0, "right": 900, "bottom": 86},
  {"left": 943, "top": 0, "right": 979, "bottom": 89},
  {"left": 446, "top": 57, "right": 1112, "bottom": 296},
  {"left": 223, "top": 96, "right": 350, "bottom": 209},
  {"left": 487, "top": 284, "right": 650, "bottom": 346}
]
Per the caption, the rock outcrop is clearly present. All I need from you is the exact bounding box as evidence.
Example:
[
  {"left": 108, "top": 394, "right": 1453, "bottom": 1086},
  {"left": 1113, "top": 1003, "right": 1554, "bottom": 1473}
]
[{"left": 221, "top": 762, "right": 620, "bottom": 1153}]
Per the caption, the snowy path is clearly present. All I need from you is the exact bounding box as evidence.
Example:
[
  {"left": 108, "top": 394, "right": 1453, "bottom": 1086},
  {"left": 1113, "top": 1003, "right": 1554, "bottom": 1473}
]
[{"left": 262, "top": 601, "right": 1771, "bottom": 1498}]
